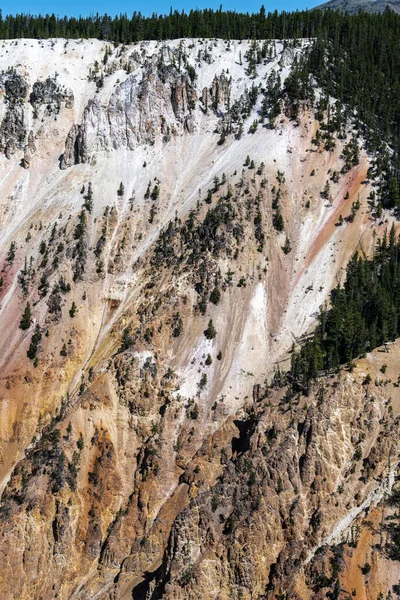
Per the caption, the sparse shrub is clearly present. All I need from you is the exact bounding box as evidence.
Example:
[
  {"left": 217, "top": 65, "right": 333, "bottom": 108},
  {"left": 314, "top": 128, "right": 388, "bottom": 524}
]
[{"left": 361, "top": 563, "right": 371, "bottom": 575}]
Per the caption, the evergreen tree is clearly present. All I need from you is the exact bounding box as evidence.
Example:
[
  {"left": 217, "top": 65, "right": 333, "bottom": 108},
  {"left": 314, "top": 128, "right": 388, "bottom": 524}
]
[
  {"left": 19, "top": 302, "right": 31, "bottom": 330},
  {"left": 69, "top": 301, "right": 77, "bottom": 318},
  {"left": 27, "top": 324, "right": 42, "bottom": 360},
  {"left": 204, "top": 319, "right": 217, "bottom": 340},
  {"left": 210, "top": 285, "right": 221, "bottom": 305},
  {"left": 83, "top": 182, "right": 93, "bottom": 212}
]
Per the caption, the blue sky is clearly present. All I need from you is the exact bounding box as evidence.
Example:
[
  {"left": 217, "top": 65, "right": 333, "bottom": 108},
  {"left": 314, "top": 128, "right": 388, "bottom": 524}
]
[{"left": 0, "top": 0, "right": 322, "bottom": 18}]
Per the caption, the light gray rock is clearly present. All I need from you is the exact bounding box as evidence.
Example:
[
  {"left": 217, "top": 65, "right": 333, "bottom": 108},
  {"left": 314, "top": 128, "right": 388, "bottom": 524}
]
[{"left": 61, "top": 63, "right": 197, "bottom": 168}]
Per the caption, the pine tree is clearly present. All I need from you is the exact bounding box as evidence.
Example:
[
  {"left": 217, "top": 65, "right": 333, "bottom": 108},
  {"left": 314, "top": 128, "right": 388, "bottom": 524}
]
[
  {"left": 204, "top": 319, "right": 217, "bottom": 340},
  {"left": 19, "top": 302, "right": 31, "bottom": 330},
  {"left": 120, "top": 328, "right": 133, "bottom": 351},
  {"left": 282, "top": 236, "right": 292, "bottom": 254},
  {"left": 83, "top": 182, "right": 93, "bottom": 212},
  {"left": 69, "top": 302, "right": 77, "bottom": 318},
  {"left": 273, "top": 206, "right": 284, "bottom": 232},
  {"left": 7, "top": 241, "right": 16, "bottom": 265},
  {"left": 27, "top": 324, "right": 42, "bottom": 360},
  {"left": 210, "top": 285, "right": 221, "bottom": 305},
  {"left": 117, "top": 182, "right": 124, "bottom": 197}
]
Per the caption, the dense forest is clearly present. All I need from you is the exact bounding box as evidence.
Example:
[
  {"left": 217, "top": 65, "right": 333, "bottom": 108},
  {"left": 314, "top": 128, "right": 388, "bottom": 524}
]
[
  {"left": 0, "top": 6, "right": 397, "bottom": 45},
  {"left": 287, "top": 225, "right": 400, "bottom": 391}
]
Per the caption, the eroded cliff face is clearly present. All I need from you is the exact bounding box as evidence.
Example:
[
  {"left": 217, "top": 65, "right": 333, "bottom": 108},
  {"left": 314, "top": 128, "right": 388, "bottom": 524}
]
[
  {"left": 0, "top": 37, "right": 398, "bottom": 600},
  {"left": 60, "top": 64, "right": 196, "bottom": 169},
  {"left": 152, "top": 345, "right": 400, "bottom": 598}
]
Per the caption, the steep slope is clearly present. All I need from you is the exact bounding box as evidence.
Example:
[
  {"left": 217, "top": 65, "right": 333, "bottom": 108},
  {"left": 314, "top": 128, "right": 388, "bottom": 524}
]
[
  {"left": 0, "top": 37, "right": 396, "bottom": 599},
  {"left": 144, "top": 342, "right": 400, "bottom": 600}
]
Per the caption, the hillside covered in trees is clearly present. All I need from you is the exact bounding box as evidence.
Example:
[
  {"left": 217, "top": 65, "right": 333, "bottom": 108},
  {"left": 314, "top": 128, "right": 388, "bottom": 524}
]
[{"left": 287, "top": 226, "right": 400, "bottom": 391}]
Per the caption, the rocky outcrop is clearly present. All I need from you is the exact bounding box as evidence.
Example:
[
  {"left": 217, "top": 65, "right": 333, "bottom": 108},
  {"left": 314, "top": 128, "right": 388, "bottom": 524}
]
[
  {"left": 201, "top": 72, "right": 232, "bottom": 114},
  {"left": 1, "top": 327, "right": 396, "bottom": 600},
  {"left": 201, "top": 86, "right": 209, "bottom": 111},
  {"left": 0, "top": 105, "right": 26, "bottom": 156},
  {"left": 61, "top": 64, "right": 197, "bottom": 168},
  {"left": 170, "top": 73, "right": 196, "bottom": 131},
  {"left": 142, "top": 374, "right": 398, "bottom": 600},
  {"left": 22, "top": 130, "right": 36, "bottom": 169},
  {"left": 52, "top": 500, "right": 73, "bottom": 556},
  {"left": 210, "top": 71, "right": 232, "bottom": 109},
  {"left": 0, "top": 70, "right": 27, "bottom": 155},
  {"left": 60, "top": 123, "right": 84, "bottom": 169}
]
